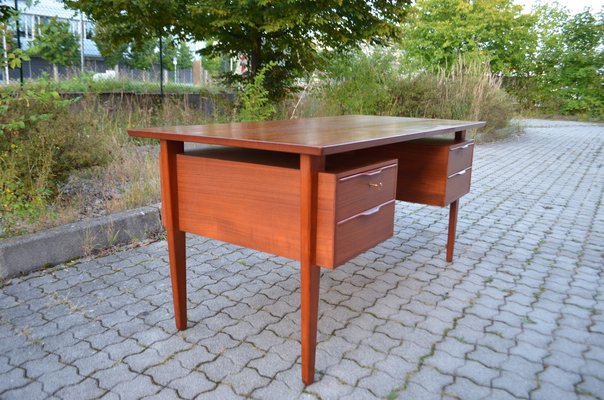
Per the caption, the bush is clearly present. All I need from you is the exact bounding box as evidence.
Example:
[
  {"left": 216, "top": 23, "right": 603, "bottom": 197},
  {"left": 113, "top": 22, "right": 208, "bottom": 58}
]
[
  {"left": 237, "top": 63, "right": 276, "bottom": 122},
  {"left": 390, "top": 58, "right": 517, "bottom": 136},
  {"left": 319, "top": 50, "right": 398, "bottom": 116},
  {"left": 297, "top": 50, "right": 517, "bottom": 140},
  {"left": 0, "top": 85, "right": 111, "bottom": 235}
]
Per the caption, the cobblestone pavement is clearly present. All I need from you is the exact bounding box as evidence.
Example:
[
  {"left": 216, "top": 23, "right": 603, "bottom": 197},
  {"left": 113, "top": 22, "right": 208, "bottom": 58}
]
[{"left": 1, "top": 119, "right": 603, "bottom": 399}]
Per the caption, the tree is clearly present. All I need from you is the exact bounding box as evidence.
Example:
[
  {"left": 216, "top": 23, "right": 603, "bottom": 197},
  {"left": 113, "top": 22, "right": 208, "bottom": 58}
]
[
  {"left": 64, "top": 0, "right": 411, "bottom": 98},
  {"left": 532, "top": 6, "right": 603, "bottom": 116},
  {"left": 400, "top": 0, "right": 538, "bottom": 75},
  {"left": 28, "top": 17, "right": 80, "bottom": 81},
  {"left": 176, "top": 42, "right": 193, "bottom": 70},
  {"left": 1, "top": 8, "right": 29, "bottom": 74},
  {"left": 125, "top": 38, "right": 156, "bottom": 81},
  {"left": 93, "top": 22, "right": 128, "bottom": 72}
]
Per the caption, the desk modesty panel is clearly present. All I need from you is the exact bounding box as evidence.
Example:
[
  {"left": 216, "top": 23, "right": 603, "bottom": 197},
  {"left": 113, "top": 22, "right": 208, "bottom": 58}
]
[{"left": 128, "top": 115, "right": 486, "bottom": 385}]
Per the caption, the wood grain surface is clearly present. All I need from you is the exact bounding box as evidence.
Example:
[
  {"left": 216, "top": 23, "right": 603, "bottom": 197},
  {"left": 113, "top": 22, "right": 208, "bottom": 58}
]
[{"left": 129, "top": 115, "right": 485, "bottom": 156}]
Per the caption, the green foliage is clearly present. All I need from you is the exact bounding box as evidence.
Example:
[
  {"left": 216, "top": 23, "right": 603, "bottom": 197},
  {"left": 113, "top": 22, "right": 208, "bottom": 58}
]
[
  {"left": 1, "top": 13, "right": 30, "bottom": 69},
  {"left": 202, "top": 55, "right": 224, "bottom": 77},
  {"left": 92, "top": 22, "right": 128, "bottom": 68},
  {"left": 400, "top": 0, "right": 538, "bottom": 75},
  {"left": 157, "top": 37, "right": 193, "bottom": 71},
  {"left": 0, "top": 85, "right": 111, "bottom": 235},
  {"left": 237, "top": 62, "right": 275, "bottom": 122},
  {"left": 3, "top": 75, "right": 224, "bottom": 95},
  {"left": 65, "top": 0, "right": 411, "bottom": 99},
  {"left": 125, "top": 37, "right": 156, "bottom": 72},
  {"left": 319, "top": 50, "right": 398, "bottom": 116},
  {"left": 176, "top": 42, "right": 193, "bottom": 70},
  {"left": 28, "top": 17, "right": 80, "bottom": 80},
  {"left": 507, "top": 5, "right": 604, "bottom": 118},
  {"left": 314, "top": 49, "right": 515, "bottom": 138},
  {"left": 389, "top": 58, "right": 516, "bottom": 135}
]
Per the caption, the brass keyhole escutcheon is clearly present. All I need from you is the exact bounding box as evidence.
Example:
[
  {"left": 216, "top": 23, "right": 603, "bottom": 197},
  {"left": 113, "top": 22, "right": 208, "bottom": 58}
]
[{"left": 368, "top": 182, "right": 383, "bottom": 190}]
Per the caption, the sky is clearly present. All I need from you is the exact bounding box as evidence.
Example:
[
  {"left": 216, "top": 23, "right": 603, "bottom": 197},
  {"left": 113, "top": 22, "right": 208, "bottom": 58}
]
[{"left": 515, "top": 0, "right": 603, "bottom": 14}]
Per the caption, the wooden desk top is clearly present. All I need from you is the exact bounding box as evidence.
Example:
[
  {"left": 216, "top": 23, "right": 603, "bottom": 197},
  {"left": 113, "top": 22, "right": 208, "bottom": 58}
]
[{"left": 128, "top": 115, "right": 485, "bottom": 156}]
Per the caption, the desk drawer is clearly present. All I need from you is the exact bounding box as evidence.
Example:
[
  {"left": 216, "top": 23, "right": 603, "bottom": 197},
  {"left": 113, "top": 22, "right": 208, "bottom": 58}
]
[
  {"left": 445, "top": 166, "right": 472, "bottom": 205},
  {"left": 448, "top": 141, "right": 474, "bottom": 174},
  {"left": 317, "top": 200, "right": 395, "bottom": 268},
  {"left": 335, "top": 163, "right": 397, "bottom": 221}
]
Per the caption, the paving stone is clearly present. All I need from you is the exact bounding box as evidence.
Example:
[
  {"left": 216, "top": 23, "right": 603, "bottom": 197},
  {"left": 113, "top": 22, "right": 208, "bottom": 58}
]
[
  {"left": 172, "top": 344, "right": 215, "bottom": 370},
  {"left": 54, "top": 378, "right": 106, "bottom": 400},
  {"left": 397, "top": 382, "right": 440, "bottom": 400},
  {"left": 409, "top": 366, "right": 455, "bottom": 394},
  {"left": 37, "top": 365, "right": 82, "bottom": 394},
  {"left": 539, "top": 365, "right": 582, "bottom": 391},
  {"left": 92, "top": 363, "right": 139, "bottom": 390},
  {"left": 1, "top": 381, "right": 46, "bottom": 400},
  {"left": 0, "top": 368, "right": 30, "bottom": 395},
  {"left": 110, "top": 374, "right": 161, "bottom": 400},
  {"left": 223, "top": 366, "right": 272, "bottom": 396},
  {"left": 324, "top": 358, "right": 371, "bottom": 386},
  {"left": 140, "top": 387, "right": 181, "bottom": 400},
  {"left": 355, "top": 369, "right": 401, "bottom": 397},
  {"left": 468, "top": 345, "right": 508, "bottom": 369},
  {"left": 487, "top": 388, "right": 522, "bottom": 400},
  {"left": 576, "top": 375, "right": 604, "bottom": 398},
  {"left": 170, "top": 371, "right": 216, "bottom": 399},
  {"left": 445, "top": 376, "right": 491, "bottom": 400},
  {"left": 72, "top": 349, "right": 116, "bottom": 377},
  {"left": 531, "top": 381, "right": 579, "bottom": 400},
  {"left": 456, "top": 360, "right": 500, "bottom": 387},
  {"left": 492, "top": 370, "right": 536, "bottom": 399},
  {"left": 200, "top": 354, "right": 242, "bottom": 382},
  {"left": 145, "top": 358, "right": 190, "bottom": 386},
  {"left": 194, "top": 384, "right": 241, "bottom": 400}
]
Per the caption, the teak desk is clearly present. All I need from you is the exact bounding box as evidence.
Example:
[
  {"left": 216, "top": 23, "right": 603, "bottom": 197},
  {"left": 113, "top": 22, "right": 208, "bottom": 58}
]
[{"left": 128, "top": 115, "right": 485, "bottom": 384}]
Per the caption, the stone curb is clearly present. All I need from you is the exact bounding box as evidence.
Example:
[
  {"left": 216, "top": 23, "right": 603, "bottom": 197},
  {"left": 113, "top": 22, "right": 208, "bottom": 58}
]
[{"left": 0, "top": 204, "right": 163, "bottom": 279}]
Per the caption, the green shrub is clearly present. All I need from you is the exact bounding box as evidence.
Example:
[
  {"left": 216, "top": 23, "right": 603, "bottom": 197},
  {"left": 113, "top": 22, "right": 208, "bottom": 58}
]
[
  {"left": 389, "top": 58, "right": 517, "bottom": 136},
  {"left": 0, "top": 85, "right": 111, "bottom": 235},
  {"left": 237, "top": 63, "right": 276, "bottom": 122},
  {"left": 298, "top": 50, "right": 516, "bottom": 140},
  {"left": 319, "top": 50, "right": 398, "bottom": 116}
]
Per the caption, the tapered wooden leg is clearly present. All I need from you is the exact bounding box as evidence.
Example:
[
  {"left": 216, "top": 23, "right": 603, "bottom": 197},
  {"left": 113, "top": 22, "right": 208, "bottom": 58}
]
[
  {"left": 167, "top": 228, "right": 187, "bottom": 330},
  {"left": 446, "top": 199, "right": 459, "bottom": 262},
  {"left": 160, "top": 140, "right": 188, "bottom": 330},
  {"left": 300, "top": 154, "right": 324, "bottom": 385},
  {"left": 300, "top": 260, "right": 321, "bottom": 384}
]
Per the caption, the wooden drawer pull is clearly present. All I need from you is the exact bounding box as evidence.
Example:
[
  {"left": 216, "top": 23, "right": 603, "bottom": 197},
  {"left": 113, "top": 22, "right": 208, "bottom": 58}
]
[
  {"left": 448, "top": 167, "right": 472, "bottom": 179},
  {"left": 337, "top": 202, "right": 392, "bottom": 225},
  {"left": 339, "top": 164, "right": 396, "bottom": 182},
  {"left": 450, "top": 142, "right": 474, "bottom": 151}
]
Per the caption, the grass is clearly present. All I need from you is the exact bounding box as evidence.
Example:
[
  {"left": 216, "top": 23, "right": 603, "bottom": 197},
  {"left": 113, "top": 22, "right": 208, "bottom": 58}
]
[
  {"left": 2, "top": 75, "right": 227, "bottom": 95},
  {"left": 289, "top": 51, "right": 518, "bottom": 142},
  {"left": 1, "top": 90, "right": 231, "bottom": 238}
]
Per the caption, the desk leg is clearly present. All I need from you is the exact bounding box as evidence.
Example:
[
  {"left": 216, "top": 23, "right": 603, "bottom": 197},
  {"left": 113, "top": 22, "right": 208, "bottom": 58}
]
[
  {"left": 160, "top": 140, "right": 187, "bottom": 331},
  {"left": 300, "top": 154, "right": 324, "bottom": 385},
  {"left": 446, "top": 199, "right": 459, "bottom": 262}
]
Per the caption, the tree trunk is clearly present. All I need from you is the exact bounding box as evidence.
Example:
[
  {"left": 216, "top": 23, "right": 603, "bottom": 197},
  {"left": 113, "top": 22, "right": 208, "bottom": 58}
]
[
  {"left": 2, "top": 31, "right": 9, "bottom": 85},
  {"left": 249, "top": 32, "right": 263, "bottom": 75},
  {"left": 53, "top": 64, "right": 59, "bottom": 81}
]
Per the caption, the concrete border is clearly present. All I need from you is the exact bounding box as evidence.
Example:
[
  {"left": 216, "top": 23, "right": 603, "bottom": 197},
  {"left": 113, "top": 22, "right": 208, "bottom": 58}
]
[{"left": 0, "top": 204, "right": 163, "bottom": 279}]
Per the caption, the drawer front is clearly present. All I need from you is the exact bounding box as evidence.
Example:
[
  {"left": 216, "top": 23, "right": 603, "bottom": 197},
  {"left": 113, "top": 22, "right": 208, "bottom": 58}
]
[
  {"left": 336, "top": 163, "right": 397, "bottom": 221},
  {"left": 445, "top": 166, "right": 472, "bottom": 204},
  {"left": 448, "top": 140, "right": 474, "bottom": 175},
  {"left": 333, "top": 200, "right": 395, "bottom": 266}
]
